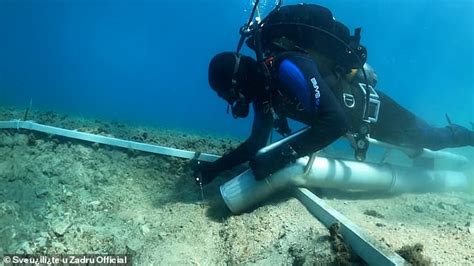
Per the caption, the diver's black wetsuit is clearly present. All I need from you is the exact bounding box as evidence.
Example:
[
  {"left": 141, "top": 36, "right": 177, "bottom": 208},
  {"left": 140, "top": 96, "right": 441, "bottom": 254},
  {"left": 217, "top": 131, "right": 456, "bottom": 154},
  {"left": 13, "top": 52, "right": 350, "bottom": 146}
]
[
  {"left": 202, "top": 52, "right": 473, "bottom": 183},
  {"left": 372, "top": 91, "right": 473, "bottom": 151},
  {"left": 204, "top": 52, "right": 349, "bottom": 182}
]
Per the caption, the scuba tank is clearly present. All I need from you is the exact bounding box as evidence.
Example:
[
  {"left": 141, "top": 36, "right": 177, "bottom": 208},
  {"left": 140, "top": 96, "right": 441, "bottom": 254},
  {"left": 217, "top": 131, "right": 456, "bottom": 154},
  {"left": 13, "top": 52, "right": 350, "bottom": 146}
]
[{"left": 236, "top": 1, "right": 373, "bottom": 161}]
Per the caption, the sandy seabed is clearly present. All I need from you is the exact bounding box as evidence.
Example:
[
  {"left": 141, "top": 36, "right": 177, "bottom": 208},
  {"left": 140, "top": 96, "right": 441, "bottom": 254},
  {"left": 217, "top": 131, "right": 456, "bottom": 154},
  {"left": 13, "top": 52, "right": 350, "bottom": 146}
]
[{"left": 0, "top": 107, "right": 473, "bottom": 265}]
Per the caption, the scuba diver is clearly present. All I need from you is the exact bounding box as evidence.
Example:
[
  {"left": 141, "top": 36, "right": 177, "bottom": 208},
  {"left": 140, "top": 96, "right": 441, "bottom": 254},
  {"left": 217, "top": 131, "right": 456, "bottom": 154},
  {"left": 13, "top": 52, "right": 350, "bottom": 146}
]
[{"left": 193, "top": 3, "right": 474, "bottom": 185}]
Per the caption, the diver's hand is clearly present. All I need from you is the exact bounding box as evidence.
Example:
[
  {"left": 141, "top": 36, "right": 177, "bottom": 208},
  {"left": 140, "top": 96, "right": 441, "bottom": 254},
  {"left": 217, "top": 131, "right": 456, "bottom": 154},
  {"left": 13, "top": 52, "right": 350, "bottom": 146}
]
[{"left": 192, "top": 161, "right": 217, "bottom": 186}]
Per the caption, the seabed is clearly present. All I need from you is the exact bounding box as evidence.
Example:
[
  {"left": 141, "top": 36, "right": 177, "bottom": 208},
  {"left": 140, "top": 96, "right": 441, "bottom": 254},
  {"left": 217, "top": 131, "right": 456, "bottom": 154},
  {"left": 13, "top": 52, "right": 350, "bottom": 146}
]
[{"left": 0, "top": 107, "right": 473, "bottom": 265}]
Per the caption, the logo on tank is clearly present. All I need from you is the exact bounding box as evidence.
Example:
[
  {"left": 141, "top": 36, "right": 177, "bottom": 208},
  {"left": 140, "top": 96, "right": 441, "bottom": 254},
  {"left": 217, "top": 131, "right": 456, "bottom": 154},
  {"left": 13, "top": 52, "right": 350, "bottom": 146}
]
[{"left": 310, "top": 77, "right": 321, "bottom": 107}]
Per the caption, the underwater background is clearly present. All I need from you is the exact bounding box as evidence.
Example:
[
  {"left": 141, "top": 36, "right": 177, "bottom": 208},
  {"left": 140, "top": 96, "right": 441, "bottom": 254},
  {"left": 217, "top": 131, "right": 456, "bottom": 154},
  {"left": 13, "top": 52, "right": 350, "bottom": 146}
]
[
  {"left": 1, "top": 1, "right": 474, "bottom": 264},
  {"left": 1, "top": 0, "right": 473, "bottom": 138}
]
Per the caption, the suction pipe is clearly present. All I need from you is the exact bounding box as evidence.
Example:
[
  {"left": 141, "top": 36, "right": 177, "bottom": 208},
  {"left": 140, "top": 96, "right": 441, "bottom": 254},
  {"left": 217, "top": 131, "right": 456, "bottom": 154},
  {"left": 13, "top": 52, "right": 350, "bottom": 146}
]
[{"left": 220, "top": 156, "right": 470, "bottom": 214}]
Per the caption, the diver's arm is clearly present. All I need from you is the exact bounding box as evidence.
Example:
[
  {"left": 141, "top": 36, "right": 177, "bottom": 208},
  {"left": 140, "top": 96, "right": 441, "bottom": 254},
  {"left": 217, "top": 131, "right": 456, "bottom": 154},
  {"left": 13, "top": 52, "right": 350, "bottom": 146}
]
[
  {"left": 197, "top": 102, "right": 273, "bottom": 184},
  {"left": 249, "top": 53, "right": 349, "bottom": 179}
]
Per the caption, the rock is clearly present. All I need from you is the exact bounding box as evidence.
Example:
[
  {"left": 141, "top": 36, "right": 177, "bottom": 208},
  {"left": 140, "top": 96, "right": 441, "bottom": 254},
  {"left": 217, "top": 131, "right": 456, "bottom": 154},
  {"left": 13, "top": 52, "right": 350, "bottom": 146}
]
[
  {"left": 35, "top": 188, "right": 49, "bottom": 198},
  {"left": 2, "top": 137, "right": 15, "bottom": 147},
  {"left": 134, "top": 215, "right": 146, "bottom": 225},
  {"left": 39, "top": 231, "right": 49, "bottom": 238},
  {"left": 413, "top": 205, "right": 423, "bottom": 213},
  {"left": 51, "top": 241, "right": 67, "bottom": 252},
  {"left": 363, "top": 209, "right": 385, "bottom": 219},
  {"left": 27, "top": 133, "right": 36, "bottom": 146},
  {"left": 88, "top": 200, "right": 101, "bottom": 211},
  {"left": 52, "top": 221, "right": 71, "bottom": 236},
  {"left": 15, "top": 134, "right": 29, "bottom": 146},
  {"left": 16, "top": 241, "right": 34, "bottom": 254},
  {"left": 0, "top": 202, "right": 15, "bottom": 216},
  {"left": 94, "top": 172, "right": 105, "bottom": 182},
  {"left": 158, "top": 232, "right": 167, "bottom": 240},
  {"left": 141, "top": 224, "right": 151, "bottom": 236},
  {"left": 35, "top": 237, "right": 48, "bottom": 248},
  {"left": 126, "top": 239, "right": 142, "bottom": 254},
  {"left": 58, "top": 176, "right": 70, "bottom": 185}
]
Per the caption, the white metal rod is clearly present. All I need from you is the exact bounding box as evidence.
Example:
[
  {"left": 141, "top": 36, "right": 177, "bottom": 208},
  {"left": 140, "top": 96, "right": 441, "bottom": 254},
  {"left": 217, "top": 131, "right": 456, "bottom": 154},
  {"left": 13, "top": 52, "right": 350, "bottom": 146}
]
[
  {"left": 0, "top": 120, "right": 219, "bottom": 162},
  {"left": 295, "top": 188, "right": 406, "bottom": 265}
]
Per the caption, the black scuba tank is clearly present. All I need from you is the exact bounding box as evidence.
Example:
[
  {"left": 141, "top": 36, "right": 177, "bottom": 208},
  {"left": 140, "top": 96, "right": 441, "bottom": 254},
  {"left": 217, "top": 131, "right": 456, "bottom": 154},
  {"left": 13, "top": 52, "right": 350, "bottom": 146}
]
[{"left": 245, "top": 3, "right": 367, "bottom": 72}]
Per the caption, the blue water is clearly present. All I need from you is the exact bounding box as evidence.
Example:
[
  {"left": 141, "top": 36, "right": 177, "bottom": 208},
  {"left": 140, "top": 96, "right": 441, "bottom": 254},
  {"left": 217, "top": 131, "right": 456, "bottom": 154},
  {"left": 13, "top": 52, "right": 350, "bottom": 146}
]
[{"left": 1, "top": 0, "right": 473, "bottom": 138}]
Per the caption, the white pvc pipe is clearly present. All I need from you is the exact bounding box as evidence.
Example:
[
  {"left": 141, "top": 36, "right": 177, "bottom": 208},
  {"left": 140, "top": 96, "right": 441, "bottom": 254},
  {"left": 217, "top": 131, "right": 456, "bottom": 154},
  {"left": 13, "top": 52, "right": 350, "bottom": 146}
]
[
  {"left": 221, "top": 156, "right": 470, "bottom": 214},
  {"left": 0, "top": 120, "right": 219, "bottom": 162}
]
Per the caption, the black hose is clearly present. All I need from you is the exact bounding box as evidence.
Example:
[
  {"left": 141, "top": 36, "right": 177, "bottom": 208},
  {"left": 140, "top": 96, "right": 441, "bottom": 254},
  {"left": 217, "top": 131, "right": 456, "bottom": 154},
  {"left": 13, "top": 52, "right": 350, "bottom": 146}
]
[
  {"left": 236, "top": 0, "right": 261, "bottom": 53},
  {"left": 247, "top": 0, "right": 260, "bottom": 25}
]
